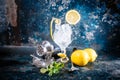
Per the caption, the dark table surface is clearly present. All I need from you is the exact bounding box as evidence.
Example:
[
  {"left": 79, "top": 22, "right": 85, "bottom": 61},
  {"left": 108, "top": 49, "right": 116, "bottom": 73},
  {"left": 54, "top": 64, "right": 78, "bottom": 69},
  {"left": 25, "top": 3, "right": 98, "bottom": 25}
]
[{"left": 0, "top": 46, "right": 120, "bottom": 80}]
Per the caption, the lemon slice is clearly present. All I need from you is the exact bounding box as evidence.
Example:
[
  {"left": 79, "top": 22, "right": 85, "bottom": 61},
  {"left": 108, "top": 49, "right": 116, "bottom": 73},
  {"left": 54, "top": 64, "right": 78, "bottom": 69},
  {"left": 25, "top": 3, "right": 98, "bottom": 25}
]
[
  {"left": 57, "top": 53, "right": 66, "bottom": 58},
  {"left": 65, "top": 10, "right": 81, "bottom": 25},
  {"left": 55, "top": 18, "right": 61, "bottom": 24}
]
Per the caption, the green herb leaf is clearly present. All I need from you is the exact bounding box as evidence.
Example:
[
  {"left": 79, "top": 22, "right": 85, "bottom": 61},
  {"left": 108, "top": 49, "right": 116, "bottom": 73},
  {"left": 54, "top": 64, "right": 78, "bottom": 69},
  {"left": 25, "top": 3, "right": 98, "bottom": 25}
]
[
  {"left": 40, "top": 68, "right": 47, "bottom": 74},
  {"left": 40, "top": 61, "right": 64, "bottom": 76}
]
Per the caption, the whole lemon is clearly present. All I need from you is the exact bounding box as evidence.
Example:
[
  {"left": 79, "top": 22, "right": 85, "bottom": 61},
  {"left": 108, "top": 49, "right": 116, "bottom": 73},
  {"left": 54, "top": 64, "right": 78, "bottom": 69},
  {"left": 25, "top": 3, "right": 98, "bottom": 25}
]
[
  {"left": 71, "top": 50, "right": 90, "bottom": 66},
  {"left": 84, "top": 48, "right": 97, "bottom": 62}
]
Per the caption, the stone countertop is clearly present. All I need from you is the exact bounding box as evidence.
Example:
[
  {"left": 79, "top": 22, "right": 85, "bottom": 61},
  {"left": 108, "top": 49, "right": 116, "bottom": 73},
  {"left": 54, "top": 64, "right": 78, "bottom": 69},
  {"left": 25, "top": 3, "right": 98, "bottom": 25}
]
[{"left": 0, "top": 46, "right": 120, "bottom": 80}]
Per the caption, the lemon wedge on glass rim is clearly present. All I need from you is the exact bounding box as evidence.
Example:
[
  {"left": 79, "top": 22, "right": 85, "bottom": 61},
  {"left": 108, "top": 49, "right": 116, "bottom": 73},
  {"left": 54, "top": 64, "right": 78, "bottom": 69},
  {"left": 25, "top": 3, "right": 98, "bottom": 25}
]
[{"left": 65, "top": 10, "right": 81, "bottom": 25}]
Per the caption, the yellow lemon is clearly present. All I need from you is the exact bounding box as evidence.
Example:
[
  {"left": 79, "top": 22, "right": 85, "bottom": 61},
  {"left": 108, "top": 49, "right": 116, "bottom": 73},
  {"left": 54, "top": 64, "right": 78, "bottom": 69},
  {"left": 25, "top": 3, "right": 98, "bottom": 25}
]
[
  {"left": 57, "top": 53, "right": 66, "bottom": 58},
  {"left": 71, "top": 50, "right": 90, "bottom": 66},
  {"left": 65, "top": 10, "right": 81, "bottom": 25},
  {"left": 84, "top": 48, "right": 98, "bottom": 62}
]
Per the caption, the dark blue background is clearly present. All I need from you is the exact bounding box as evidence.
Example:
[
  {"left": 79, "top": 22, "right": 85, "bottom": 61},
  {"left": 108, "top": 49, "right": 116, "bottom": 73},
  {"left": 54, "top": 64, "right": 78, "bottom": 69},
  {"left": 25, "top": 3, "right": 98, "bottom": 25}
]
[{"left": 0, "top": 0, "right": 120, "bottom": 53}]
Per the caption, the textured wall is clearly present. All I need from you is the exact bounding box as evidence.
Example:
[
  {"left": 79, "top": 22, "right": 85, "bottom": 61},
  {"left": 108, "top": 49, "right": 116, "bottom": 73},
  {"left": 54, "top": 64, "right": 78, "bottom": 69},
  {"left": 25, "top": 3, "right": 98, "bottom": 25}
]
[
  {"left": 0, "top": 0, "right": 7, "bottom": 32},
  {"left": 0, "top": 0, "right": 8, "bottom": 45}
]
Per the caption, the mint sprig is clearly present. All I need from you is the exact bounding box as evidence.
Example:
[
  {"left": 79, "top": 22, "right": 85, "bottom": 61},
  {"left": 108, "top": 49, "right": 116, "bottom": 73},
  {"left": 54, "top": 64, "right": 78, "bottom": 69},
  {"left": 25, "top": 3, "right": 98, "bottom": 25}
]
[{"left": 40, "top": 61, "right": 64, "bottom": 76}]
